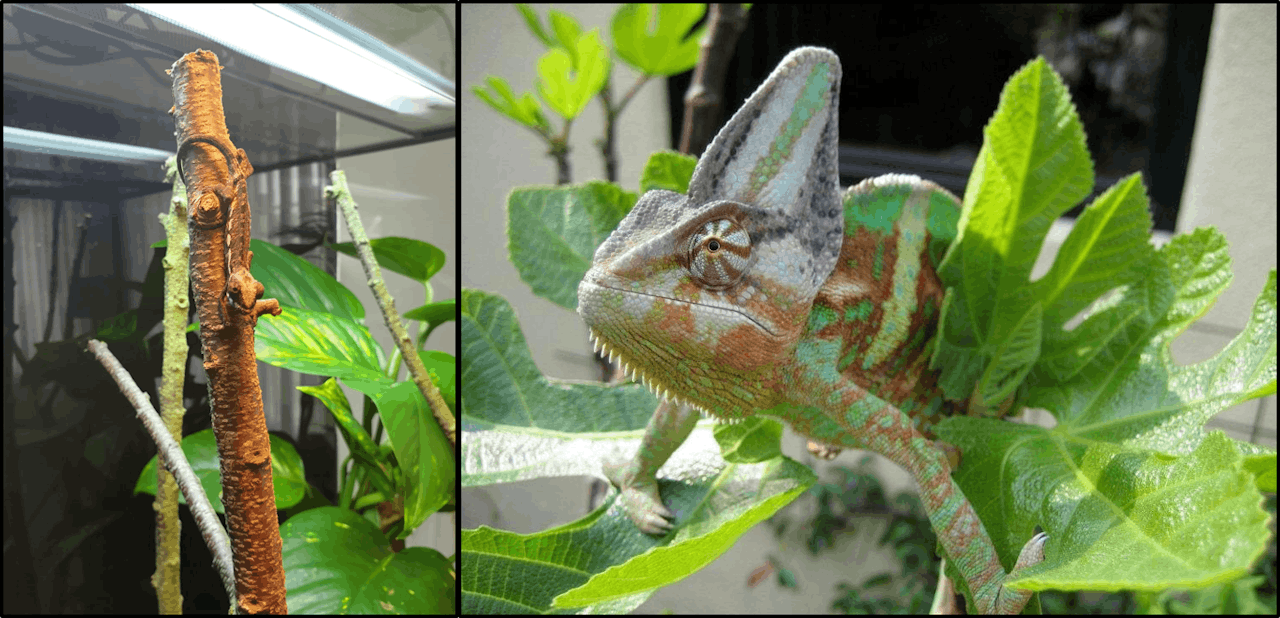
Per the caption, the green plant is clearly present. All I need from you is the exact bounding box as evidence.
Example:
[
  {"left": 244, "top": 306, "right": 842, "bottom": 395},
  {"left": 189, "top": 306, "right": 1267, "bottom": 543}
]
[
  {"left": 130, "top": 175, "right": 457, "bottom": 613},
  {"left": 472, "top": 4, "right": 707, "bottom": 184}
]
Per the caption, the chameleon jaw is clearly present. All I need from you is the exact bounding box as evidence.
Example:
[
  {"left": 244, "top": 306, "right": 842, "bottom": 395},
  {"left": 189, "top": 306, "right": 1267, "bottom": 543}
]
[
  {"left": 582, "top": 280, "right": 779, "bottom": 337},
  {"left": 586, "top": 328, "right": 744, "bottom": 424}
]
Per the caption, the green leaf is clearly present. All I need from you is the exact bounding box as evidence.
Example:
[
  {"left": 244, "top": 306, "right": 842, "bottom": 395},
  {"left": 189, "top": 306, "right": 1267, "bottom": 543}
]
[
  {"left": 547, "top": 9, "right": 585, "bottom": 53},
  {"left": 328, "top": 236, "right": 447, "bottom": 283},
  {"left": 405, "top": 299, "right": 457, "bottom": 338},
  {"left": 514, "top": 4, "right": 555, "bottom": 48},
  {"left": 946, "top": 426, "right": 1271, "bottom": 594},
  {"left": 471, "top": 76, "right": 550, "bottom": 131},
  {"left": 934, "top": 56, "right": 1098, "bottom": 404},
  {"left": 930, "top": 56, "right": 1274, "bottom": 607},
  {"left": 639, "top": 150, "right": 697, "bottom": 193},
  {"left": 299, "top": 379, "right": 380, "bottom": 467},
  {"left": 420, "top": 349, "right": 457, "bottom": 414},
  {"left": 377, "top": 379, "right": 455, "bottom": 530},
  {"left": 714, "top": 417, "right": 785, "bottom": 464},
  {"left": 552, "top": 459, "right": 811, "bottom": 608},
  {"left": 506, "top": 181, "right": 637, "bottom": 309},
  {"left": 256, "top": 306, "right": 388, "bottom": 382},
  {"left": 134, "top": 430, "right": 307, "bottom": 512},
  {"left": 939, "top": 255, "right": 1276, "bottom": 597},
  {"left": 249, "top": 239, "right": 364, "bottom": 323},
  {"left": 537, "top": 29, "right": 610, "bottom": 120},
  {"left": 462, "top": 458, "right": 812, "bottom": 613},
  {"left": 282, "top": 507, "right": 454, "bottom": 613},
  {"left": 1026, "top": 233, "right": 1274, "bottom": 449},
  {"left": 460, "top": 288, "right": 657, "bottom": 442},
  {"left": 611, "top": 3, "right": 706, "bottom": 76},
  {"left": 975, "top": 300, "right": 1041, "bottom": 405}
]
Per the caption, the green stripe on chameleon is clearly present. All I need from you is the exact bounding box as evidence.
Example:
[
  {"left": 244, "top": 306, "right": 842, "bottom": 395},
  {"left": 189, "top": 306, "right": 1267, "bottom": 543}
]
[
  {"left": 808, "top": 303, "right": 839, "bottom": 331},
  {"left": 793, "top": 335, "right": 846, "bottom": 391},
  {"left": 870, "top": 241, "right": 883, "bottom": 281},
  {"left": 834, "top": 300, "right": 876, "bottom": 373},
  {"left": 749, "top": 62, "right": 833, "bottom": 194},
  {"left": 848, "top": 186, "right": 905, "bottom": 234},
  {"left": 862, "top": 187, "right": 931, "bottom": 368},
  {"left": 849, "top": 300, "right": 873, "bottom": 321}
]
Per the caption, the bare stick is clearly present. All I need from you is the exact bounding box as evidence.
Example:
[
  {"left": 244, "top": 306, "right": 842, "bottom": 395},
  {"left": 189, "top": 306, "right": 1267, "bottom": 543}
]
[
  {"left": 86, "top": 339, "right": 237, "bottom": 611},
  {"left": 325, "top": 170, "right": 456, "bottom": 447}
]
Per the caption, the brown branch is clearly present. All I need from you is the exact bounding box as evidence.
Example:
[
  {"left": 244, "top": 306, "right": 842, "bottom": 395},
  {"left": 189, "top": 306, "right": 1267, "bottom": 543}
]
[
  {"left": 168, "top": 49, "right": 286, "bottom": 615},
  {"left": 678, "top": 4, "right": 749, "bottom": 156}
]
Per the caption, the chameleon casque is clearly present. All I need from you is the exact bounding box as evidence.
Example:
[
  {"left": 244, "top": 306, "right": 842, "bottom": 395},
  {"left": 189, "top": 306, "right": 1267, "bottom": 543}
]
[{"left": 577, "top": 47, "right": 1047, "bottom": 614}]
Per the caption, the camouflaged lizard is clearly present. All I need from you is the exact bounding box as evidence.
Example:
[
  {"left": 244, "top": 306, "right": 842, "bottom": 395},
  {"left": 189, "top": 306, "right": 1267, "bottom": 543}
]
[
  {"left": 577, "top": 47, "right": 1047, "bottom": 614},
  {"left": 177, "top": 132, "right": 256, "bottom": 327}
]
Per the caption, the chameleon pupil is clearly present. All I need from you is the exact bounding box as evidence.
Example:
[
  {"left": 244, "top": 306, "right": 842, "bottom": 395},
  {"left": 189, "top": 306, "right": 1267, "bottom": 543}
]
[{"left": 708, "top": 239, "right": 720, "bottom": 252}]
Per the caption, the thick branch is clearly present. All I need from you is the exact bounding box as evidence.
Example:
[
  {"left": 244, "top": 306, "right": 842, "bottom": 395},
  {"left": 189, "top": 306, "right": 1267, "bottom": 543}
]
[{"left": 169, "top": 49, "right": 286, "bottom": 615}]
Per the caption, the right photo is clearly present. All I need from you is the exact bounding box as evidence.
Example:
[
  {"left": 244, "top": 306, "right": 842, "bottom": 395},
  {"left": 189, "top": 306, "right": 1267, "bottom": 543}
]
[{"left": 460, "top": 5, "right": 1278, "bottom": 615}]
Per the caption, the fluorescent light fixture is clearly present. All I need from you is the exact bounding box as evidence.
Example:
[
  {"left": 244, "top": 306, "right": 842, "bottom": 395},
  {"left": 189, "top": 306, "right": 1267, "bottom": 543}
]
[
  {"left": 129, "top": 4, "right": 454, "bottom": 116},
  {"left": 3, "top": 126, "right": 175, "bottom": 164}
]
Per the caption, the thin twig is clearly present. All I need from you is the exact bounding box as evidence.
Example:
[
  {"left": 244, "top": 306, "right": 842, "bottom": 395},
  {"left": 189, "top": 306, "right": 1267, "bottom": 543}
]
[
  {"left": 86, "top": 339, "right": 237, "bottom": 611},
  {"left": 325, "top": 170, "right": 456, "bottom": 447}
]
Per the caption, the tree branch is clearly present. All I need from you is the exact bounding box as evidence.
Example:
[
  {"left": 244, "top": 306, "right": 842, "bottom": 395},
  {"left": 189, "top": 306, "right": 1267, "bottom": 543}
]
[{"left": 168, "top": 48, "right": 286, "bottom": 615}]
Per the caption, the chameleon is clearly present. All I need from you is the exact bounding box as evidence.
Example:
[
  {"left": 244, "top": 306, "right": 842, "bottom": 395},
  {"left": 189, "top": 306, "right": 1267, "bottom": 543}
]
[
  {"left": 576, "top": 47, "right": 1047, "bottom": 614},
  {"left": 177, "top": 133, "right": 256, "bottom": 326}
]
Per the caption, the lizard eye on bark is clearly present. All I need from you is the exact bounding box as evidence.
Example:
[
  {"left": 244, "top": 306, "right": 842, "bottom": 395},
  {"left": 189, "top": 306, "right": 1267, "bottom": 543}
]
[{"left": 686, "top": 217, "right": 751, "bottom": 288}]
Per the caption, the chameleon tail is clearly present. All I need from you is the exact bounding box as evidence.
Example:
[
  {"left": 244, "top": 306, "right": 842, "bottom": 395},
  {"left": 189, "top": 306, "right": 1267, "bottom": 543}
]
[{"left": 786, "top": 391, "right": 1045, "bottom": 614}]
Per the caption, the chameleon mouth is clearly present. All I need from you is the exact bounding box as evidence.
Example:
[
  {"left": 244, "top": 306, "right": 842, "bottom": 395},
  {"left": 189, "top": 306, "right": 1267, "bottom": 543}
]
[
  {"left": 586, "top": 327, "right": 741, "bottom": 424},
  {"left": 586, "top": 282, "right": 778, "bottom": 337}
]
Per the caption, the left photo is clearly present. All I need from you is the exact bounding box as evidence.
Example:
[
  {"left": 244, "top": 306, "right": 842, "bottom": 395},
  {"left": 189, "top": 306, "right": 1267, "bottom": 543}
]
[{"left": 3, "top": 5, "right": 456, "bottom": 614}]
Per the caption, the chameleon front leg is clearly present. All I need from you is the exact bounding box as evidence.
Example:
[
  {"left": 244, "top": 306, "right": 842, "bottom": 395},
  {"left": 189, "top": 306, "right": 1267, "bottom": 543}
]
[
  {"left": 603, "top": 400, "right": 699, "bottom": 534},
  {"left": 788, "top": 389, "right": 1046, "bottom": 614}
]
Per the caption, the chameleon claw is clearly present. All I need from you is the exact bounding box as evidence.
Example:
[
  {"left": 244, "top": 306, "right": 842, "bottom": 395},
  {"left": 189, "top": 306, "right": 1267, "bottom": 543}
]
[
  {"left": 1012, "top": 531, "right": 1049, "bottom": 573},
  {"left": 603, "top": 459, "right": 676, "bottom": 535},
  {"left": 632, "top": 505, "right": 675, "bottom": 535},
  {"left": 984, "top": 532, "right": 1049, "bottom": 614},
  {"left": 806, "top": 440, "right": 843, "bottom": 460}
]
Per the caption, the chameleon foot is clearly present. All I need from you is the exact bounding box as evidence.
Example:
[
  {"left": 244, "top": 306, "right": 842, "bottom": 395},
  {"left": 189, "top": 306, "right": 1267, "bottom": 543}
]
[
  {"left": 1013, "top": 531, "right": 1049, "bottom": 571},
  {"left": 602, "top": 459, "right": 674, "bottom": 535},
  {"left": 806, "top": 440, "right": 842, "bottom": 460},
  {"left": 987, "top": 532, "right": 1049, "bottom": 614}
]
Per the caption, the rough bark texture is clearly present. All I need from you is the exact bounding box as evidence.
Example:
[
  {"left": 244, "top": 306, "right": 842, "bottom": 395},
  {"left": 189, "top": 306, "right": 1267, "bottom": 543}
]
[{"left": 169, "top": 49, "right": 286, "bottom": 615}]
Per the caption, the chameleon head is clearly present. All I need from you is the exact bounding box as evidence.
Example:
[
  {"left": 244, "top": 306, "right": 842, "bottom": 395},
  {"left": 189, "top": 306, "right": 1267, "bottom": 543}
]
[
  {"left": 578, "top": 192, "right": 819, "bottom": 418},
  {"left": 578, "top": 47, "right": 844, "bottom": 420}
]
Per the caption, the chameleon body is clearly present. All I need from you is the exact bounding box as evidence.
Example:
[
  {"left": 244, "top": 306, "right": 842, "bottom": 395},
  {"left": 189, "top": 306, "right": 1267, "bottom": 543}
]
[
  {"left": 577, "top": 47, "right": 1046, "bottom": 614},
  {"left": 177, "top": 133, "right": 256, "bottom": 324}
]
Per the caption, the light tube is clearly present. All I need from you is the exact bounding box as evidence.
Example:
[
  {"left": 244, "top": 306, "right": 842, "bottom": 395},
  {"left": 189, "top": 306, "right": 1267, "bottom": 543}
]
[{"left": 129, "top": 4, "right": 454, "bottom": 116}]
